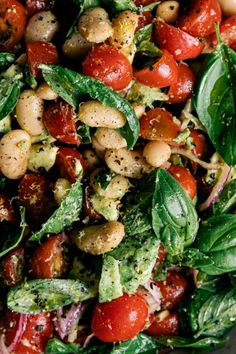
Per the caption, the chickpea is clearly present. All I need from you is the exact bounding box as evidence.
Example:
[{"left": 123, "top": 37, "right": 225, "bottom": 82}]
[
  {"left": 62, "top": 31, "right": 93, "bottom": 59},
  {"left": 110, "top": 11, "right": 139, "bottom": 49},
  {"left": 143, "top": 141, "right": 171, "bottom": 168},
  {"left": 28, "top": 143, "right": 58, "bottom": 172},
  {"left": 78, "top": 101, "right": 126, "bottom": 128},
  {"left": 95, "top": 128, "right": 127, "bottom": 149},
  {"left": 78, "top": 8, "right": 113, "bottom": 43},
  {"left": 156, "top": 1, "right": 180, "bottom": 24},
  {"left": 105, "top": 148, "right": 153, "bottom": 178},
  {"left": 217, "top": 0, "right": 236, "bottom": 17},
  {"left": 73, "top": 221, "right": 125, "bottom": 255},
  {"left": 25, "top": 11, "right": 60, "bottom": 43},
  {"left": 0, "top": 130, "right": 31, "bottom": 179},
  {"left": 54, "top": 178, "right": 71, "bottom": 205},
  {"left": 36, "top": 83, "right": 58, "bottom": 100},
  {"left": 16, "top": 90, "right": 45, "bottom": 136}
]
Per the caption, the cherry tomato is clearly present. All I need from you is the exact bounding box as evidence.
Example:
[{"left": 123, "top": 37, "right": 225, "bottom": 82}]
[
  {"left": 189, "top": 129, "right": 207, "bottom": 159},
  {"left": 29, "top": 234, "right": 65, "bottom": 279},
  {"left": 0, "top": 0, "right": 27, "bottom": 51},
  {"left": 26, "top": 41, "right": 59, "bottom": 80},
  {"left": 135, "top": 0, "right": 158, "bottom": 5},
  {"left": 56, "top": 147, "right": 87, "bottom": 183},
  {"left": 136, "top": 11, "right": 153, "bottom": 32},
  {"left": 167, "top": 62, "right": 195, "bottom": 104},
  {"left": 134, "top": 50, "right": 178, "bottom": 88},
  {"left": 82, "top": 45, "right": 133, "bottom": 91},
  {"left": 140, "top": 107, "right": 179, "bottom": 143},
  {"left": 5, "top": 310, "right": 53, "bottom": 354},
  {"left": 83, "top": 186, "right": 103, "bottom": 221},
  {"left": 26, "top": 0, "right": 54, "bottom": 16},
  {"left": 91, "top": 293, "right": 148, "bottom": 342},
  {"left": 43, "top": 101, "right": 80, "bottom": 145},
  {"left": 2, "top": 247, "right": 24, "bottom": 286},
  {"left": 155, "top": 20, "right": 204, "bottom": 60},
  {"left": 168, "top": 165, "right": 197, "bottom": 199},
  {"left": 210, "top": 16, "right": 236, "bottom": 51},
  {"left": 0, "top": 194, "right": 15, "bottom": 222},
  {"left": 178, "top": 0, "right": 222, "bottom": 37},
  {"left": 155, "top": 271, "right": 189, "bottom": 310},
  {"left": 146, "top": 312, "right": 180, "bottom": 336},
  {"left": 18, "top": 173, "right": 55, "bottom": 227}
]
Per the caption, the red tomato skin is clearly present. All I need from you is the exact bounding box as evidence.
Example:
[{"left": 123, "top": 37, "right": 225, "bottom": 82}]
[
  {"left": 210, "top": 16, "right": 236, "bottom": 51},
  {"left": 136, "top": 11, "right": 153, "bottom": 32},
  {"left": 26, "top": 41, "right": 59, "bottom": 80},
  {"left": 0, "top": 194, "right": 15, "bottom": 222},
  {"left": 43, "top": 101, "right": 80, "bottom": 145},
  {"left": 135, "top": 0, "right": 158, "bottom": 5},
  {"left": 167, "top": 62, "right": 195, "bottom": 104},
  {"left": 2, "top": 247, "right": 24, "bottom": 286},
  {"left": 155, "top": 21, "right": 204, "bottom": 60},
  {"left": 82, "top": 45, "right": 133, "bottom": 91},
  {"left": 168, "top": 165, "right": 197, "bottom": 199},
  {"left": 134, "top": 50, "right": 178, "bottom": 88},
  {"left": 56, "top": 147, "right": 87, "bottom": 183},
  {"left": 155, "top": 271, "right": 189, "bottom": 310},
  {"left": 140, "top": 107, "right": 179, "bottom": 143},
  {"left": 0, "top": 0, "right": 27, "bottom": 51},
  {"left": 29, "top": 234, "right": 64, "bottom": 279},
  {"left": 189, "top": 129, "right": 207, "bottom": 159},
  {"left": 26, "top": 0, "right": 54, "bottom": 16},
  {"left": 178, "top": 0, "right": 222, "bottom": 37},
  {"left": 5, "top": 311, "right": 53, "bottom": 354},
  {"left": 145, "top": 312, "right": 180, "bottom": 336},
  {"left": 91, "top": 293, "right": 148, "bottom": 342}
]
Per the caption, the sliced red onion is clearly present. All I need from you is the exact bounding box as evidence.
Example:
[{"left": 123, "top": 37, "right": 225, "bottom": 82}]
[
  {"left": 8, "top": 314, "right": 27, "bottom": 353},
  {"left": 138, "top": 280, "right": 161, "bottom": 314},
  {"left": 198, "top": 164, "right": 231, "bottom": 211},
  {"left": 171, "top": 147, "right": 219, "bottom": 170},
  {"left": 54, "top": 303, "right": 84, "bottom": 341},
  {"left": 0, "top": 335, "right": 9, "bottom": 354}
]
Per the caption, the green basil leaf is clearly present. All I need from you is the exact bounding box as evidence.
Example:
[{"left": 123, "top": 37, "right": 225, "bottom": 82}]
[
  {"left": 0, "top": 78, "right": 22, "bottom": 120},
  {"left": 0, "top": 52, "right": 16, "bottom": 71},
  {"left": 94, "top": 169, "right": 117, "bottom": 190},
  {"left": 142, "top": 1, "right": 160, "bottom": 11},
  {"left": 109, "top": 334, "right": 161, "bottom": 354},
  {"left": 7, "top": 278, "right": 97, "bottom": 314},
  {"left": 155, "top": 336, "right": 227, "bottom": 350},
  {"left": 77, "top": 123, "right": 91, "bottom": 144},
  {"left": 193, "top": 42, "right": 236, "bottom": 166},
  {"left": 46, "top": 338, "right": 82, "bottom": 354},
  {"left": 40, "top": 64, "right": 139, "bottom": 149},
  {"left": 29, "top": 175, "right": 83, "bottom": 241},
  {"left": 213, "top": 179, "right": 236, "bottom": 215},
  {"left": 134, "top": 24, "right": 161, "bottom": 57},
  {"left": 102, "top": 0, "right": 137, "bottom": 12},
  {"left": 171, "top": 248, "right": 213, "bottom": 268}
]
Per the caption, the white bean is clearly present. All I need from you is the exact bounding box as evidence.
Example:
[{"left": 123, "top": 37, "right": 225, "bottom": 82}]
[
  {"left": 0, "top": 130, "right": 31, "bottom": 179},
  {"left": 91, "top": 136, "right": 106, "bottom": 160},
  {"left": 62, "top": 31, "right": 93, "bottom": 59},
  {"left": 143, "top": 141, "right": 171, "bottom": 167},
  {"left": 78, "top": 101, "right": 126, "bottom": 128},
  {"left": 156, "top": 1, "right": 180, "bottom": 24},
  {"left": 54, "top": 178, "right": 71, "bottom": 205},
  {"left": 110, "top": 11, "right": 139, "bottom": 49},
  {"left": 95, "top": 128, "right": 127, "bottom": 149},
  {"left": 132, "top": 103, "right": 146, "bottom": 119},
  {"left": 16, "top": 90, "right": 45, "bottom": 136},
  {"left": 28, "top": 143, "right": 58, "bottom": 172},
  {"left": 105, "top": 148, "right": 153, "bottom": 178},
  {"left": 217, "top": 0, "right": 236, "bottom": 16},
  {"left": 78, "top": 7, "right": 113, "bottom": 43},
  {"left": 25, "top": 11, "right": 60, "bottom": 43},
  {"left": 36, "top": 83, "right": 58, "bottom": 100},
  {"left": 73, "top": 221, "right": 125, "bottom": 255},
  {"left": 83, "top": 149, "right": 100, "bottom": 171}
]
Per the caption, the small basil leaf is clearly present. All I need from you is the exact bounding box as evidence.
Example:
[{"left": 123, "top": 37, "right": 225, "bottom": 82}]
[
  {"left": 101, "top": 0, "right": 137, "bottom": 12},
  {"left": 213, "top": 179, "right": 236, "bottom": 215},
  {"left": 77, "top": 123, "right": 91, "bottom": 144},
  {"left": 0, "top": 79, "right": 22, "bottom": 120},
  {"left": 0, "top": 52, "right": 16, "bottom": 71},
  {"left": 134, "top": 24, "right": 161, "bottom": 57},
  {"left": 109, "top": 334, "right": 161, "bottom": 354},
  {"left": 155, "top": 336, "right": 227, "bottom": 350},
  {"left": 40, "top": 64, "right": 139, "bottom": 149},
  {"left": 171, "top": 248, "right": 213, "bottom": 268},
  {"left": 46, "top": 338, "right": 82, "bottom": 354}
]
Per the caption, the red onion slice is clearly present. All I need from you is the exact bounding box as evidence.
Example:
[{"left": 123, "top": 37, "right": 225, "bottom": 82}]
[
  {"left": 138, "top": 280, "right": 161, "bottom": 314},
  {"left": 54, "top": 303, "right": 84, "bottom": 340},
  {"left": 171, "top": 147, "right": 219, "bottom": 170},
  {"left": 8, "top": 314, "right": 27, "bottom": 353}
]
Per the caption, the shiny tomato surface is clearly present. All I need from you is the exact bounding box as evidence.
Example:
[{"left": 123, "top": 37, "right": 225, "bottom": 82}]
[
  {"left": 168, "top": 165, "right": 197, "bottom": 199},
  {"left": 146, "top": 312, "right": 180, "bottom": 336}
]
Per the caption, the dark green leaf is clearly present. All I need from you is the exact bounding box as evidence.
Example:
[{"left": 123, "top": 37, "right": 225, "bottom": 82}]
[
  {"left": 109, "top": 334, "right": 161, "bottom": 353},
  {"left": 77, "top": 123, "right": 91, "bottom": 144},
  {"left": 134, "top": 24, "right": 161, "bottom": 57},
  {"left": 40, "top": 64, "right": 139, "bottom": 149},
  {"left": 24, "top": 63, "right": 37, "bottom": 89},
  {"left": 101, "top": 0, "right": 137, "bottom": 12},
  {"left": 7, "top": 278, "right": 97, "bottom": 314},
  {"left": 142, "top": 2, "right": 160, "bottom": 11},
  {"left": 156, "top": 335, "right": 227, "bottom": 350},
  {"left": 0, "top": 52, "right": 16, "bottom": 71},
  {"left": 0, "top": 78, "right": 22, "bottom": 120},
  {"left": 46, "top": 339, "right": 82, "bottom": 354},
  {"left": 94, "top": 169, "right": 117, "bottom": 190},
  {"left": 0, "top": 177, "right": 6, "bottom": 192},
  {"left": 213, "top": 179, "right": 236, "bottom": 215},
  {"left": 29, "top": 175, "right": 83, "bottom": 241},
  {"left": 171, "top": 248, "right": 213, "bottom": 268},
  {"left": 193, "top": 43, "right": 236, "bottom": 165}
]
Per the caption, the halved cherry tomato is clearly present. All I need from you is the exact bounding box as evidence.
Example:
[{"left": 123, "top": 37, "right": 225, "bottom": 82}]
[
  {"left": 26, "top": 41, "right": 59, "bottom": 80},
  {"left": 2, "top": 247, "right": 24, "bottom": 286},
  {"left": 26, "top": 0, "right": 54, "bottom": 16},
  {"left": 178, "top": 0, "right": 222, "bottom": 37},
  {"left": 43, "top": 101, "right": 80, "bottom": 145},
  {"left": 210, "top": 16, "right": 236, "bottom": 51},
  {"left": 189, "top": 128, "right": 207, "bottom": 159},
  {"left": 82, "top": 44, "right": 133, "bottom": 91},
  {"left": 5, "top": 310, "right": 53, "bottom": 354},
  {"left": 92, "top": 293, "right": 148, "bottom": 342},
  {"left": 135, "top": 0, "right": 158, "bottom": 5},
  {"left": 0, "top": 194, "right": 15, "bottom": 222},
  {"left": 146, "top": 312, "right": 180, "bottom": 336},
  {"left": 140, "top": 107, "right": 179, "bottom": 143},
  {"left": 134, "top": 50, "right": 178, "bottom": 88},
  {"left": 136, "top": 11, "right": 153, "bottom": 32},
  {"left": 155, "top": 271, "right": 189, "bottom": 310},
  {"left": 56, "top": 147, "right": 87, "bottom": 183},
  {"left": 154, "top": 20, "right": 204, "bottom": 60},
  {"left": 168, "top": 165, "right": 197, "bottom": 199},
  {"left": 167, "top": 62, "right": 195, "bottom": 104},
  {"left": 29, "top": 234, "right": 65, "bottom": 279},
  {"left": 0, "top": 0, "right": 27, "bottom": 51}
]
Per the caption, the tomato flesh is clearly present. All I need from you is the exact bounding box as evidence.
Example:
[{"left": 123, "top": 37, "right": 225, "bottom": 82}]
[
  {"left": 0, "top": 194, "right": 15, "bottom": 222},
  {"left": 2, "top": 247, "right": 24, "bottom": 286},
  {"left": 91, "top": 293, "right": 148, "bottom": 342},
  {"left": 56, "top": 147, "right": 87, "bottom": 183},
  {"left": 146, "top": 312, "right": 180, "bottom": 336},
  {"left": 189, "top": 129, "right": 207, "bottom": 159},
  {"left": 210, "top": 16, "right": 236, "bottom": 51},
  {"left": 26, "top": 0, "right": 54, "bottom": 16},
  {"left": 168, "top": 165, "right": 197, "bottom": 199}
]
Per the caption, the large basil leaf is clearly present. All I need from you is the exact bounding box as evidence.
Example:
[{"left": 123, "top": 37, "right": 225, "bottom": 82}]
[
  {"left": 156, "top": 336, "right": 227, "bottom": 350},
  {"left": 0, "top": 78, "right": 22, "bottom": 120},
  {"left": 195, "top": 214, "right": 236, "bottom": 275},
  {"left": 193, "top": 41, "right": 236, "bottom": 165},
  {"left": 213, "top": 179, "right": 236, "bottom": 215},
  {"left": 7, "top": 279, "right": 97, "bottom": 314},
  {"left": 29, "top": 175, "right": 83, "bottom": 241},
  {"left": 134, "top": 24, "right": 161, "bottom": 57},
  {"left": 40, "top": 64, "right": 139, "bottom": 149},
  {"left": 0, "top": 53, "right": 16, "bottom": 71}
]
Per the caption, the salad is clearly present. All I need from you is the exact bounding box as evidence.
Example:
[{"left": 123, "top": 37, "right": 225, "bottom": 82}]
[{"left": 0, "top": 0, "right": 236, "bottom": 353}]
